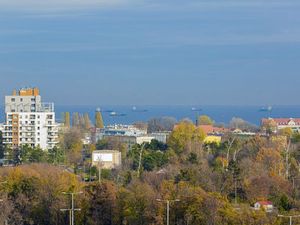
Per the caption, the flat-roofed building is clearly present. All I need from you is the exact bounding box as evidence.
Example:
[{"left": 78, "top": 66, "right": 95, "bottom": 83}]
[
  {"left": 2, "top": 88, "right": 58, "bottom": 150},
  {"left": 92, "top": 150, "right": 122, "bottom": 169}
]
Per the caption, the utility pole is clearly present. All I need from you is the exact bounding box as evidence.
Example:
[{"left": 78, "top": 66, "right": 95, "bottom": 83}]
[
  {"left": 61, "top": 191, "right": 83, "bottom": 225},
  {"left": 156, "top": 199, "right": 180, "bottom": 225},
  {"left": 278, "top": 214, "right": 300, "bottom": 225},
  {"left": 285, "top": 139, "right": 291, "bottom": 179}
]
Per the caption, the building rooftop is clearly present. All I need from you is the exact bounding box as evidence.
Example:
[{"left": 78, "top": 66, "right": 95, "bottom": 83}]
[{"left": 12, "top": 87, "right": 40, "bottom": 96}]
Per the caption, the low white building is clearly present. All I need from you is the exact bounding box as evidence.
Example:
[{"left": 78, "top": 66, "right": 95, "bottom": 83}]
[
  {"left": 136, "top": 136, "right": 155, "bottom": 145},
  {"left": 262, "top": 118, "right": 300, "bottom": 133},
  {"left": 94, "top": 124, "right": 147, "bottom": 142},
  {"left": 254, "top": 201, "right": 274, "bottom": 212},
  {"left": 92, "top": 150, "right": 122, "bottom": 169},
  {"left": 150, "top": 132, "right": 170, "bottom": 144}
]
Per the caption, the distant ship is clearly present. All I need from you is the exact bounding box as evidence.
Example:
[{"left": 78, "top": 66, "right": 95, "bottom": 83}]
[
  {"left": 259, "top": 106, "right": 272, "bottom": 112},
  {"left": 96, "top": 107, "right": 114, "bottom": 113},
  {"left": 132, "top": 106, "right": 148, "bottom": 112},
  {"left": 110, "top": 111, "right": 127, "bottom": 117},
  {"left": 191, "top": 107, "right": 202, "bottom": 112}
]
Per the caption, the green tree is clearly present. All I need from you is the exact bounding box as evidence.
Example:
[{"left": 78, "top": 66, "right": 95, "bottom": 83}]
[
  {"left": 19, "top": 145, "right": 47, "bottom": 164},
  {"left": 47, "top": 147, "right": 66, "bottom": 165},
  {"left": 95, "top": 111, "right": 104, "bottom": 129},
  {"left": 0, "top": 131, "right": 4, "bottom": 159}
]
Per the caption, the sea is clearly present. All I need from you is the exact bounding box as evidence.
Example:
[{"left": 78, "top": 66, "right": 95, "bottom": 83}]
[{"left": 1, "top": 105, "right": 300, "bottom": 126}]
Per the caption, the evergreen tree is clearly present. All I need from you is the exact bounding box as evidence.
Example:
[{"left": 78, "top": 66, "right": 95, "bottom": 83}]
[
  {"left": 84, "top": 113, "right": 91, "bottom": 130},
  {"left": 95, "top": 110, "right": 104, "bottom": 129},
  {"left": 65, "top": 112, "right": 71, "bottom": 128},
  {"left": 72, "top": 112, "right": 80, "bottom": 127}
]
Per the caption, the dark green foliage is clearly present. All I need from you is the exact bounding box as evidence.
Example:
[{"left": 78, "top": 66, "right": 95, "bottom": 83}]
[
  {"left": 128, "top": 144, "right": 169, "bottom": 173},
  {"left": 188, "top": 152, "right": 198, "bottom": 164},
  {"left": 96, "top": 139, "right": 109, "bottom": 150},
  {"left": 144, "top": 139, "right": 168, "bottom": 151},
  {"left": 20, "top": 145, "right": 48, "bottom": 164},
  {"left": 47, "top": 147, "right": 66, "bottom": 164}
]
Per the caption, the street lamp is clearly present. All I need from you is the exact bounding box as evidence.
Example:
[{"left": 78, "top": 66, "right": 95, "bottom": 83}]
[
  {"left": 61, "top": 191, "right": 83, "bottom": 225},
  {"left": 278, "top": 214, "right": 300, "bottom": 225},
  {"left": 156, "top": 199, "right": 180, "bottom": 225}
]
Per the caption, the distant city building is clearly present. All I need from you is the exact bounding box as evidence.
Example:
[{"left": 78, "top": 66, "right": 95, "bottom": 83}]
[
  {"left": 93, "top": 124, "right": 155, "bottom": 149},
  {"left": 261, "top": 118, "right": 300, "bottom": 133},
  {"left": 136, "top": 136, "right": 155, "bottom": 145},
  {"left": 150, "top": 132, "right": 170, "bottom": 144},
  {"left": 94, "top": 124, "right": 147, "bottom": 142},
  {"left": 2, "top": 88, "right": 58, "bottom": 150},
  {"left": 92, "top": 150, "right": 122, "bottom": 169}
]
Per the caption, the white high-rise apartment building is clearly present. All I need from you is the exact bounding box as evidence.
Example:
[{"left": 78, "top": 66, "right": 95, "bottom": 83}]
[{"left": 2, "top": 88, "right": 58, "bottom": 150}]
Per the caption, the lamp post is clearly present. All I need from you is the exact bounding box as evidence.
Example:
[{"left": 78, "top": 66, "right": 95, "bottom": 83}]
[
  {"left": 61, "top": 191, "right": 83, "bottom": 225},
  {"left": 278, "top": 214, "right": 300, "bottom": 225},
  {"left": 156, "top": 199, "right": 180, "bottom": 225}
]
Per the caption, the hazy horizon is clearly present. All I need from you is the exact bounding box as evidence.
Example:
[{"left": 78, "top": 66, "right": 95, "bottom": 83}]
[{"left": 0, "top": 0, "right": 300, "bottom": 106}]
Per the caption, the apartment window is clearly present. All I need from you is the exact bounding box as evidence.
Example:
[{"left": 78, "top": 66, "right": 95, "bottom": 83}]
[
  {"left": 20, "top": 98, "right": 23, "bottom": 102},
  {"left": 11, "top": 98, "right": 15, "bottom": 102},
  {"left": 37, "top": 127, "right": 40, "bottom": 130},
  {"left": 47, "top": 115, "right": 53, "bottom": 120}
]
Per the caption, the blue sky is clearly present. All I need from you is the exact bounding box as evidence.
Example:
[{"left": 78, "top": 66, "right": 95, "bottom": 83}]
[{"left": 0, "top": 0, "right": 300, "bottom": 105}]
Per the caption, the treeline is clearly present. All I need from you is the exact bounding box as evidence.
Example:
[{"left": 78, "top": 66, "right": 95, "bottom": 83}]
[
  {"left": 1, "top": 119, "right": 300, "bottom": 224},
  {"left": 61, "top": 111, "right": 104, "bottom": 129}
]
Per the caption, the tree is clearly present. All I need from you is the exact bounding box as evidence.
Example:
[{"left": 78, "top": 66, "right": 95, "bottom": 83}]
[
  {"left": 116, "top": 182, "right": 157, "bottom": 225},
  {"left": 65, "top": 112, "right": 71, "bottom": 128},
  {"left": 279, "top": 127, "right": 293, "bottom": 138},
  {"left": 83, "top": 181, "right": 117, "bottom": 225},
  {"left": 95, "top": 111, "right": 104, "bottom": 129},
  {"left": 229, "top": 117, "right": 257, "bottom": 131},
  {"left": 0, "top": 131, "right": 4, "bottom": 159},
  {"left": 84, "top": 113, "right": 91, "bottom": 130},
  {"left": 168, "top": 121, "right": 206, "bottom": 155},
  {"left": 72, "top": 112, "right": 80, "bottom": 127},
  {"left": 19, "top": 145, "right": 47, "bottom": 164},
  {"left": 61, "top": 128, "right": 83, "bottom": 165},
  {"left": 261, "top": 118, "right": 277, "bottom": 135},
  {"left": 147, "top": 117, "right": 177, "bottom": 133},
  {"left": 198, "top": 115, "right": 214, "bottom": 125},
  {"left": 47, "top": 147, "right": 66, "bottom": 165}
]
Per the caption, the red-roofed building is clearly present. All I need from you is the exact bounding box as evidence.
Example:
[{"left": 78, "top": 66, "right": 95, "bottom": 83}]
[
  {"left": 254, "top": 201, "right": 274, "bottom": 212},
  {"left": 261, "top": 118, "right": 300, "bottom": 133},
  {"left": 199, "top": 125, "right": 229, "bottom": 135}
]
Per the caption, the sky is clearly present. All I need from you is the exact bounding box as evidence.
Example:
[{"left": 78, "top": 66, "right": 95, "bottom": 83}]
[{"left": 0, "top": 0, "right": 300, "bottom": 106}]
